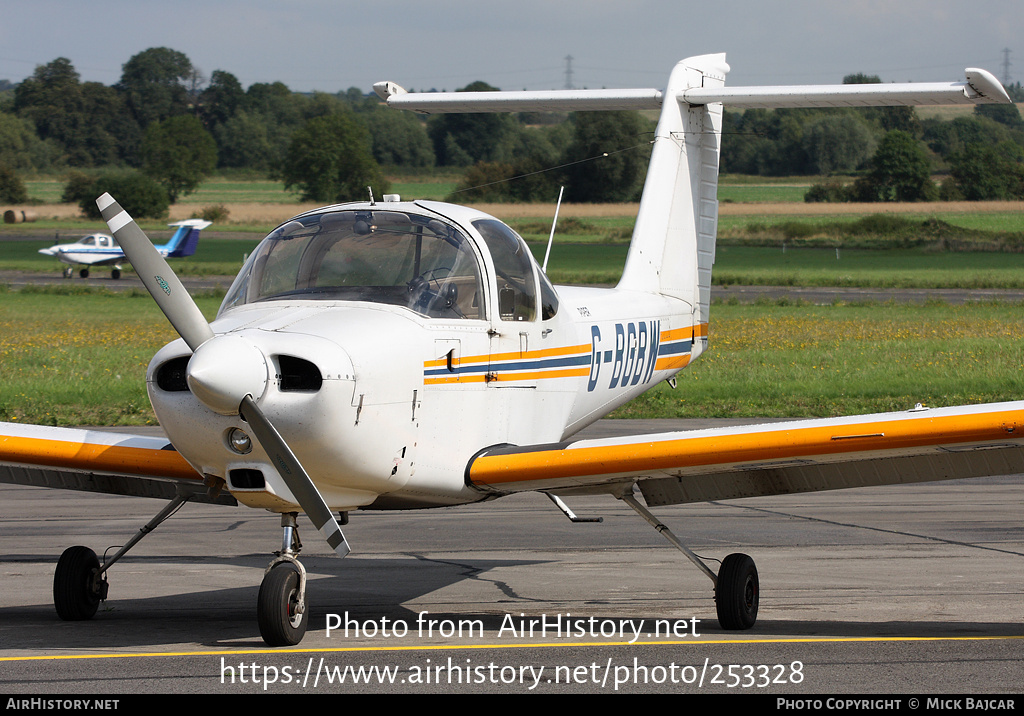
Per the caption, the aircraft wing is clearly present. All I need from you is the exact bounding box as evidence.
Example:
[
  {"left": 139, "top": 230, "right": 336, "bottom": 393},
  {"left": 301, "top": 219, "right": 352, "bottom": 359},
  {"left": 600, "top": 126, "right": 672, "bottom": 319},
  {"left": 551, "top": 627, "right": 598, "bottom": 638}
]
[
  {"left": 466, "top": 402, "right": 1024, "bottom": 506},
  {"left": 0, "top": 422, "right": 234, "bottom": 506}
]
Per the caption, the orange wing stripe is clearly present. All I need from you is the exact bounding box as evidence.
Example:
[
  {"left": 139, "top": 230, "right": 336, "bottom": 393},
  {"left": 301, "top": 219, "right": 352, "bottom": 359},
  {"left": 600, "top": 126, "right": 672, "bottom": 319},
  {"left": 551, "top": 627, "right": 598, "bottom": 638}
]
[
  {"left": 0, "top": 435, "right": 200, "bottom": 481},
  {"left": 470, "top": 409, "right": 1024, "bottom": 485}
]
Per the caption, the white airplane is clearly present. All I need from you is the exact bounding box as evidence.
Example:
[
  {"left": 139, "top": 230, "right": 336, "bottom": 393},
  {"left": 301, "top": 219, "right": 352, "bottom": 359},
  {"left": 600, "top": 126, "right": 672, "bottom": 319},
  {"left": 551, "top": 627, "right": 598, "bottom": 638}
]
[
  {"left": 38, "top": 218, "right": 212, "bottom": 279},
  {"left": 0, "top": 55, "right": 1017, "bottom": 647}
]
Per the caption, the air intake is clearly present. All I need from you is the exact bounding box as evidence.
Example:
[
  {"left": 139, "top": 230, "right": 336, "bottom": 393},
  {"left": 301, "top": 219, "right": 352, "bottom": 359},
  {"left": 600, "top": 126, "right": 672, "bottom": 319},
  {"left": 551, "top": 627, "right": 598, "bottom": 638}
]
[
  {"left": 277, "top": 355, "right": 323, "bottom": 392},
  {"left": 155, "top": 356, "right": 190, "bottom": 392}
]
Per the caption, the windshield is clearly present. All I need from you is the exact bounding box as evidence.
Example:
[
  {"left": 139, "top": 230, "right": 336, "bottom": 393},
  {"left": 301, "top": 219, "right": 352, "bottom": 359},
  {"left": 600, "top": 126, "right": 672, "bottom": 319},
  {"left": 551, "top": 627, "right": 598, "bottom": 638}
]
[{"left": 220, "top": 209, "right": 484, "bottom": 319}]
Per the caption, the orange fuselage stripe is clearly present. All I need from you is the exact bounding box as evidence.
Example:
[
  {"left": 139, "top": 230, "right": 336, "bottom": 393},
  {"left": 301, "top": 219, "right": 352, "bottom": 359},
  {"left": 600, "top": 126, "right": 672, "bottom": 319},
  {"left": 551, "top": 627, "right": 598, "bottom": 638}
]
[
  {"left": 0, "top": 435, "right": 200, "bottom": 481},
  {"left": 469, "top": 409, "right": 1024, "bottom": 485}
]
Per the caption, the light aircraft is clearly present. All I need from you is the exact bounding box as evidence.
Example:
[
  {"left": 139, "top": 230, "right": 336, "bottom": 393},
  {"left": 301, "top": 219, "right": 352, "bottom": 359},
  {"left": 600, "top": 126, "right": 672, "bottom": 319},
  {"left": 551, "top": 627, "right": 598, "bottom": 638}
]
[
  {"left": 38, "top": 218, "right": 212, "bottom": 279},
  {"left": 0, "top": 54, "right": 1018, "bottom": 647}
]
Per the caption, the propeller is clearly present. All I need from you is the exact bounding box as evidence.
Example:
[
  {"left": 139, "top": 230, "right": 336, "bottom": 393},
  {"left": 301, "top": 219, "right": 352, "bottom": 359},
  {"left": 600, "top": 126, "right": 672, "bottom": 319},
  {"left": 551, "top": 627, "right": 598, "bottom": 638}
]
[{"left": 96, "top": 193, "right": 350, "bottom": 557}]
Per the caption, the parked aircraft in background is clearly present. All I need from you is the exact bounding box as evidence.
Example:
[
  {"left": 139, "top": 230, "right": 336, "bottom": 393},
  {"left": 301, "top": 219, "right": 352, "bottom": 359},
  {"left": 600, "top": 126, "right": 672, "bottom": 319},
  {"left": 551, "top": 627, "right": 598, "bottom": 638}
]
[
  {"left": 38, "top": 218, "right": 212, "bottom": 279},
  {"left": 0, "top": 55, "right": 1016, "bottom": 647}
]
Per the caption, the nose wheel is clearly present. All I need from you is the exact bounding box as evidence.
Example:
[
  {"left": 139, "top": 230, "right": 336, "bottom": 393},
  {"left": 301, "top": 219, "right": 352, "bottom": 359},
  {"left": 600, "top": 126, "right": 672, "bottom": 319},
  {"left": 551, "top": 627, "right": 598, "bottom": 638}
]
[
  {"left": 258, "top": 512, "right": 310, "bottom": 646},
  {"left": 258, "top": 561, "right": 309, "bottom": 646}
]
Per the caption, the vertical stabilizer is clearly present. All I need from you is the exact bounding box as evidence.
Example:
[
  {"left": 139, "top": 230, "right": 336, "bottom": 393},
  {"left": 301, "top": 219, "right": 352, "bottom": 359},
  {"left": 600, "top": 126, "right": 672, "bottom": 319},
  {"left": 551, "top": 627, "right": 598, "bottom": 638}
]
[
  {"left": 617, "top": 54, "right": 728, "bottom": 336},
  {"left": 160, "top": 219, "right": 211, "bottom": 258}
]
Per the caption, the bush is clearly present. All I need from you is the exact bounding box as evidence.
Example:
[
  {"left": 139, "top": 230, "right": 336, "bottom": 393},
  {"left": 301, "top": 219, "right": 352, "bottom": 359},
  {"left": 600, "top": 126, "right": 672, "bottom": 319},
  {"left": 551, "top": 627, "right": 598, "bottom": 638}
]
[
  {"left": 804, "top": 179, "right": 850, "bottom": 203},
  {"left": 76, "top": 171, "right": 170, "bottom": 219},
  {"left": 61, "top": 170, "right": 98, "bottom": 204},
  {"left": 192, "top": 204, "right": 229, "bottom": 223},
  {"left": 0, "top": 163, "right": 28, "bottom": 204}
]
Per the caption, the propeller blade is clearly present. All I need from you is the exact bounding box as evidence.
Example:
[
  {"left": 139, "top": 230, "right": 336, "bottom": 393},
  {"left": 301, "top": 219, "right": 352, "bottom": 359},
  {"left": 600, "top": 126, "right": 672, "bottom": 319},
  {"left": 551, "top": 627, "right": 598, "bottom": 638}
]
[
  {"left": 96, "top": 193, "right": 214, "bottom": 352},
  {"left": 240, "top": 395, "right": 351, "bottom": 557}
]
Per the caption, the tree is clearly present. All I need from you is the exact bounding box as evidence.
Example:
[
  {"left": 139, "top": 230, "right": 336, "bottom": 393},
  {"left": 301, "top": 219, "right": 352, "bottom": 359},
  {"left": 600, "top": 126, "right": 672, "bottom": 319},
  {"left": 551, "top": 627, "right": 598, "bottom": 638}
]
[
  {"left": 0, "top": 163, "right": 28, "bottom": 203},
  {"left": 843, "top": 72, "right": 919, "bottom": 135},
  {"left": 117, "top": 47, "right": 194, "bottom": 128},
  {"left": 561, "top": 111, "right": 650, "bottom": 202},
  {"left": 76, "top": 171, "right": 169, "bottom": 219},
  {"left": 974, "top": 102, "right": 1024, "bottom": 131},
  {"left": 214, "top": 111, "right": 276, "bottom": 170},
  {"left": 427, "top": 81, "right": 516, "bottom": 166},
  {"left": 949, "top": 141, "right": 1024, "bottom": 199},
  {"left": 198, "top": 70, "right": 244, "bottom": 128},
  {"left": 361, "top": 107, "right": 435, "bottom": 168},
  {"left": 277, "top": 113, "right": 388, "bottom": 202},
  {"left": 141, "top": 115, "right": 217, "bottom": 201},
  {"left": 851, "top": 130, "right": 935, "bottom": 202},
  {"left": 800, "top": 113, "right": 876, "bottom": 175}
]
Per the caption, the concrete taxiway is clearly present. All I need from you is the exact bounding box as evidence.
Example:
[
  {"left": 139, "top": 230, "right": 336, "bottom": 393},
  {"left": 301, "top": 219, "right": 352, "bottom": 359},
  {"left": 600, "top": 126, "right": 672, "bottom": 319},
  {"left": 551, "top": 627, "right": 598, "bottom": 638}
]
[{"left": 1, "top": 420, "right": 1022, "bottom": 694}]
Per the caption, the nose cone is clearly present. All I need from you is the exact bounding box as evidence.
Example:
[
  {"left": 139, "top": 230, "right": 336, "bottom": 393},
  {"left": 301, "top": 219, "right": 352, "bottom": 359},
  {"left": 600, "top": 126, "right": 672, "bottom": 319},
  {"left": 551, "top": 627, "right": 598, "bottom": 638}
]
[
  {"left": 186, "top": 335, "right": 269, "bottom": 415},
  {"left": 38, "top": 246, "right": 58, "bottom": 256}
]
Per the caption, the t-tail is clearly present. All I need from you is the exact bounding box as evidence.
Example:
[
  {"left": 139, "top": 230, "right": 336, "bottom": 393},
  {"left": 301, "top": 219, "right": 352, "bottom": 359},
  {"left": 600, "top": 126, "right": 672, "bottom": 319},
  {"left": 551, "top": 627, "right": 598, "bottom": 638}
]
[
  {"left": 617, "top": 55, "right": 727, "bottom": 342},
  {"left": 376, "top": 55, "right": 1010, "bottom": 349},
  {"left": 159, "top": 219, "right": 213, "bottom": 258}
]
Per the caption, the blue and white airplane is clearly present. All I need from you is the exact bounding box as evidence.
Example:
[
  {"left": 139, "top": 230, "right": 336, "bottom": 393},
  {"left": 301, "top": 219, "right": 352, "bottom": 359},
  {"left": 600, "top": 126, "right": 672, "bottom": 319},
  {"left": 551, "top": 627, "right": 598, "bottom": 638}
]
[{"left": 38, "top": 218, "right": 212, "bottom": 279}]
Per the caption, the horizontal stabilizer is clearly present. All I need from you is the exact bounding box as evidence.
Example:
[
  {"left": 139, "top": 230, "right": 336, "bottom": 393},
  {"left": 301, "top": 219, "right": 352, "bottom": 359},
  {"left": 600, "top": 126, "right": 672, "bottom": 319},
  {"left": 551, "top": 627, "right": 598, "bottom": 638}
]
[
  {"left": 377, "top": 67, "right": 1010, "bottom": 114},
  {"left": 375, "top": 83, "right": 664, "bottom": 114}
]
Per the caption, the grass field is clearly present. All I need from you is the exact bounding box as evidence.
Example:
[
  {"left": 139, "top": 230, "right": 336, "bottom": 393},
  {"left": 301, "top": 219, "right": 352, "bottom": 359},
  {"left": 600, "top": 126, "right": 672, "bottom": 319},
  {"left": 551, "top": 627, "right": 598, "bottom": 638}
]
[
  {"left": 0, "top": 290, "right": 221, "bottom": 425},
  {"left": 2, "top": 290, "right": 1021, "bottom": 425},
  {"left": 610, "top": 300, "right": 1024, "bottom": 419},
  {"left": 11, "top": 235, "right": 1024, "bottom": 289},
  {"left": 6, "top": 176, "right": 1024, "bottom": 426}
]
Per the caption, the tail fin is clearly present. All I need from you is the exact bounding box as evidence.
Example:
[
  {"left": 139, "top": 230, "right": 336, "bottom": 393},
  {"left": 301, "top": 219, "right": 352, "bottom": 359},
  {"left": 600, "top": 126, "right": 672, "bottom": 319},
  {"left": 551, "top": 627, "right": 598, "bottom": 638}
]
[
  {"left": 616, "top": 54, "right": 728, "bottom": 339},
  {"left": 161, "top": 219, "right": 212, "bottom": 258},
  {"left": 375, "top": 55, "right": 1007, "bottom": 339}
]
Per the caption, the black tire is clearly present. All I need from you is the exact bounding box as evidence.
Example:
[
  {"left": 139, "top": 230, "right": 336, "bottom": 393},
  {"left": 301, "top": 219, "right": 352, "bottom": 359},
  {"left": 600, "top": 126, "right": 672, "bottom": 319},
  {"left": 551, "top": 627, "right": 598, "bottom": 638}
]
[
  {"left": 111, "top": 268, "right": 121, "bottom": 279},
  {"left": 715, "top": 553, "right": 758, "bottom": 630},
  {"left": 79, "top": 268, "right": 89, "bottom": 279},
  {"left": 257, "top": 563, "right": 308, "bottom": 646},
  {"left": 53, "top": 546, "right": 102, "bottom": 621}
]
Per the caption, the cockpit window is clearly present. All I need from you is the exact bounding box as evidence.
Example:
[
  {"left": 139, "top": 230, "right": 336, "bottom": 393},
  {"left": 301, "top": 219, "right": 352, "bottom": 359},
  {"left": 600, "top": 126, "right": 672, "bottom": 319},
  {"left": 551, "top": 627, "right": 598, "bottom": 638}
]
[
  {"left": 472, "top": 219, "right": 537, "bottom": 322},
  {"left": 220, "top": 210, "right": 484, "bottom": 319}
]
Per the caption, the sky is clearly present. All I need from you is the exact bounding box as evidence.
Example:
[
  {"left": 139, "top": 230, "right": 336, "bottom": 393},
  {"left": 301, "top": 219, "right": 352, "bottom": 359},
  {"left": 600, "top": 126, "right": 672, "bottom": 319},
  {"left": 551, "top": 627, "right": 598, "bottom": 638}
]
[{"left": 1, "top": 1, "right": 1020, "bottom": 94}]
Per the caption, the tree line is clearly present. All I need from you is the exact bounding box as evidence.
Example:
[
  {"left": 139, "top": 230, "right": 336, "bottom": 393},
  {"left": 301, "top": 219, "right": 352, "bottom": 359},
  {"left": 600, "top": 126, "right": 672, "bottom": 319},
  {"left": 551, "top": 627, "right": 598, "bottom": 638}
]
[{"left": 1, "top": 50, "right": 1023, "bottom": 214}]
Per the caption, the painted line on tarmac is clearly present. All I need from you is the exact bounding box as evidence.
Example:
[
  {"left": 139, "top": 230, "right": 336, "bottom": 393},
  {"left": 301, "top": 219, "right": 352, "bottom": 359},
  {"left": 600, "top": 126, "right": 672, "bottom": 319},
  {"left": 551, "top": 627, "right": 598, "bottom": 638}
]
[{"left": 2, "top": 634, "right": 1023, "bottom": 662}]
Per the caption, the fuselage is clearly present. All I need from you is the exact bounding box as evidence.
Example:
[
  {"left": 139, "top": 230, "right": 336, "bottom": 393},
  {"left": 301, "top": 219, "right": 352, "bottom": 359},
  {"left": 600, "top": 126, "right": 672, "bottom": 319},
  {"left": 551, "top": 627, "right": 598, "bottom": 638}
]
[{"left": 147, "top": 200, "right": 705, "bottom": 513}]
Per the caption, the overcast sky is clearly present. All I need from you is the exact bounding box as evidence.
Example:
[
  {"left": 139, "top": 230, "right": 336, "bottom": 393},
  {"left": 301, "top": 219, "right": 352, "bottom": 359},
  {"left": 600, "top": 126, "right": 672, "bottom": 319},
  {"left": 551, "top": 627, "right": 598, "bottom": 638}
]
[{"left": 1, "top": 1, "right": 1020, "bottom": 94}]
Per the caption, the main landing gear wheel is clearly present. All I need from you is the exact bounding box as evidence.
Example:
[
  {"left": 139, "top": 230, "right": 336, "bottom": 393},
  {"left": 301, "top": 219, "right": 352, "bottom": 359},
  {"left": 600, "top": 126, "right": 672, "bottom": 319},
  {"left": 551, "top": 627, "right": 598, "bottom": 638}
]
[
  {"left": 258, "top": 562, "right": 308, "bottom": 646},
  {"left": 715, "top": 553, "right": 759, "bottom": 630},
  {"left": 53, "top": 546, "right": 104, "bottom": 621},
  {"left": 79, "top": 267, "right": 89, "bottom": 279},
  {"left": 111, "top": 268, "right": 121, "bottom": 279}
]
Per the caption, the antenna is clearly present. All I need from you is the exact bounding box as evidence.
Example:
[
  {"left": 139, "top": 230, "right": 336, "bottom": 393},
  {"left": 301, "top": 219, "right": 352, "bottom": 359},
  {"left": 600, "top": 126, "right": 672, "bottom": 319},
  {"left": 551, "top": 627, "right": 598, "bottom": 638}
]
[
  {"left": 367, "top": 186, "right": 375, "bottom": 206},
  {"left": 542, "top": 186, "right": 564, "bottom": 274}
]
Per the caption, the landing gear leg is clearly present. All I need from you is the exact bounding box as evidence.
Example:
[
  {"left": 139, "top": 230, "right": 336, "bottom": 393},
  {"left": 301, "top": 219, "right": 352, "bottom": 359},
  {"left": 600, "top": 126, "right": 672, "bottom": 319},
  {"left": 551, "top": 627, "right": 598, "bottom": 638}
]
[
  {"left": 62, "top": 266, "right": 73, "bottom": 279},
  {"left": 258, "top": 513, "right": 309, "bottom": 646},
  {"left": 619, "top": 490, "right": 758, "bottom": 630},
  {"left": 52, "top": 492, "right": 191, "bottom": 620}
]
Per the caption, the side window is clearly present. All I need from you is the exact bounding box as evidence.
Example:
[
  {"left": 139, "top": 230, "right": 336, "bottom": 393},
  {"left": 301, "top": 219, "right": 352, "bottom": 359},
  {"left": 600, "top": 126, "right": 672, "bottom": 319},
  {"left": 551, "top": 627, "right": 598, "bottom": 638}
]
[
  {"left": 473, "top": 219, "right": 537, "bottom": 322},
  {"left": 538, "top": 269, "right": 559, "bottom": 321}
]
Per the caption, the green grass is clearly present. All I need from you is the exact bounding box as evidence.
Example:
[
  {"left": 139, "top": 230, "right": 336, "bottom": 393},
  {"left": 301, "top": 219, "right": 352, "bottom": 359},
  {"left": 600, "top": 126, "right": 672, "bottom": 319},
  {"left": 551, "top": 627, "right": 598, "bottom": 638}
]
[
  {"left": 717, "top": 184, "right": 812, "bottom": 203},
  {"left": 712, "top": 246, "right": 1024, "bottom": 289},
  {"left": 611, "top": 300, "right": 1024, "bottom": 419},
  {"left": 0, "top": 290, "right": 221, "bottom": 425},
  {"left": 3, "top": 291, "right": 1021, "bottom": 424}
]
